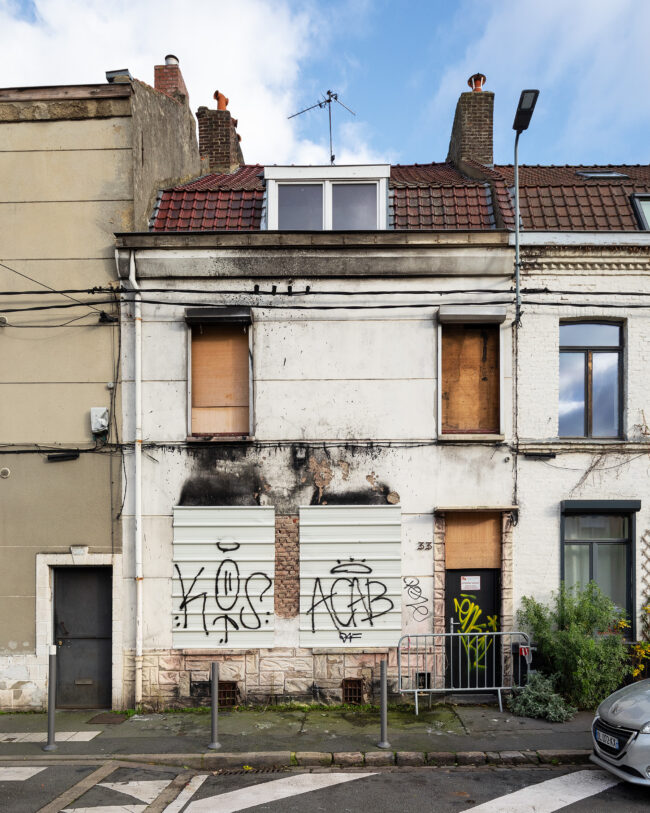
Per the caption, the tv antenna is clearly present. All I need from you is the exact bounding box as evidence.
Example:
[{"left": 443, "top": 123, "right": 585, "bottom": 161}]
[{"left": 288, "top": 90, "right": 355, "bottom": 165}]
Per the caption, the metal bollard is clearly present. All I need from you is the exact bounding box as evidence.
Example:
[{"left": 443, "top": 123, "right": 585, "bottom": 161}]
[
  {"left": 207, "top": 661, "right": 221, "bottom": 750},
  {"left": 377, "top": 659, "right": 391, "bottom": 749},
  {"left": 43, "top": 645, "right": 57, "bottom": 752}
]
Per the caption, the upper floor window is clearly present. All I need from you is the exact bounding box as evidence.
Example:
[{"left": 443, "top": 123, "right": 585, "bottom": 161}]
[
  {"left": 632, "top": 195, "right": 650, "bottom": 230},
  {"left": 265, "top": 165, "right": 389, "bottom": 230},
  {"left": 559, "top": 322, "right": 622, "bottom": 438}
]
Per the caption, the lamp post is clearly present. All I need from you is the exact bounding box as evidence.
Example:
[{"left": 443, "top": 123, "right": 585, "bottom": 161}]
[{"left": 513, "top": 89, "right": 539, "bottom": 324}]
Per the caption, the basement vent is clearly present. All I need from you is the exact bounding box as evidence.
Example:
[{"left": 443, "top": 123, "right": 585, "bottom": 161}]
[
  {"left": 416, "top": 671, "right": 432, "bottom": 689},
  {"left": 342, "top": 678, "right": 363, "bottom": 705},
  {"left": 218, "top": 681, "right": 238, "bottom": 708}
]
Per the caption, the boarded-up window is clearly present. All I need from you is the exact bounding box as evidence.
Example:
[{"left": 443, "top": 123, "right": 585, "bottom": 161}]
[
  {"left": 441, "top": 324, "right": 499, "bottom": 433},
  {"left": 191, "top": 324, "right": 249, "bottom": 434},
  {"left": 445, "top": 512, "right": 501, "bottom": 569}
]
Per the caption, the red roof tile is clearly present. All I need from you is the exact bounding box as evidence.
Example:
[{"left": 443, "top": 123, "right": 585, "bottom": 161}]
[{"left": 149, "top": 162, "right": 650, "bottom": 233}]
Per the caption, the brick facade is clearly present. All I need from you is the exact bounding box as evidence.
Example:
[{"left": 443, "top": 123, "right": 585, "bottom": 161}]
[
  {"left": 446, "top": 90, "right": 494, "bottom": 166},
  {"left": 196, "top": 107, "right": 244, "bottom": 174},
  {"left": 274, "top": 514, "right": 299, "bottom": 618},
  {"left": 153, "top": 64, "right": 189, "bottom": 104}
]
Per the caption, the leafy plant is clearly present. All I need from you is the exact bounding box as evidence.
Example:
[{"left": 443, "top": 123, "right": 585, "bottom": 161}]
[
  {"left": 517, "top": 582, "right": 631, "bottom": 709},
  {"left": 508, "top": 672, "right": 576, "bottom": 722}
]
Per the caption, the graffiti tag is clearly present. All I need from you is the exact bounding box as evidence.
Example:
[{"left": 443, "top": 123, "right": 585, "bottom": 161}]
[
  {"left": 174, "top": 538, "right": 272, "bottom": 644},
  {"left": 307, "top": 557, "right": 394, "bottom": 643},
  {"left": 453, "top": 592, "right": 498, "bottom": 671},
  {"left": 403, "top": 577, "right": 431, "bottom": 621}
]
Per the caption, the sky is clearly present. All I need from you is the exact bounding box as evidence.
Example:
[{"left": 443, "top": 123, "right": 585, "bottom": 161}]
[{"left": 1, "top": 0, "right": 649, "bottom": 168}]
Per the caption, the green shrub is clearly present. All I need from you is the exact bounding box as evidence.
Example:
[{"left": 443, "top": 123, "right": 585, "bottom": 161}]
[
  {"left": 517, "top": 582, "right": 630, "bottom": 709},
  {"left": 507, "top": 672, "right": 576, "bottom": 722}
]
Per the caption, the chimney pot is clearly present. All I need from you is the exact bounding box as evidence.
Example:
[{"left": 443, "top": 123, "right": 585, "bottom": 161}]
[
  {"left": 165, "top": 54, "right": 180, "bottom": 65},
  {"left": 468, "top": 73, "right": 486, "bottom": 92},
  {"left": 213, "top": 90, "right": 229, "bottom": 111}
]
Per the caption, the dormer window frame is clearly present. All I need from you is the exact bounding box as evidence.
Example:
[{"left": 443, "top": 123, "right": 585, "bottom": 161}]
[
  {"left": 264, "top": 165, "right": 390, "bottom": 231},
  {"left": 631, "top": 195, "right": 650, "bottom": 230}
]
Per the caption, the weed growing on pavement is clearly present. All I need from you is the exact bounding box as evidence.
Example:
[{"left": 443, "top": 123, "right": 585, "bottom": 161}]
[{"left": 507, "top": 673, "right": 576, "bottom": 722}]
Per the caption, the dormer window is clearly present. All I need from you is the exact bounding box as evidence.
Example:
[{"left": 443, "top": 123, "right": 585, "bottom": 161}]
[
  {"left": 265, "top": 165, "right": 389, "bottom": 230},
  {"left": 632, "top": 195, "right": 650, "bottom": 230}
]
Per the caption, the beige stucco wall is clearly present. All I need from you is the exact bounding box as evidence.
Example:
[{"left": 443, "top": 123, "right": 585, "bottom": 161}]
[{"left": 0, "top": 81, "right": 199, "bottom": 695}]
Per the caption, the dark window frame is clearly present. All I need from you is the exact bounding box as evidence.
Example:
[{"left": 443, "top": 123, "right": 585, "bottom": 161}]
[
  {"left": 559, "top": 321, "right": 623, "bottom": 439},
  {"left": 631, "top": 195, "right": 650, "bottom": 230},
  {"left": 560, "top": 500, "right": 639, "bottom": 637}
]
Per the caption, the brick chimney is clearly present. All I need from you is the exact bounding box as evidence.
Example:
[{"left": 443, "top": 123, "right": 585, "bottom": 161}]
[
  {"left": 446, "top": 73, "right": 494, "bottom": 167},
  {"left": 196, "top": 91, "right": 244, "bottom": 174},
  {"left": 154, "top": 54, "right": 189, "bottom": 104}
]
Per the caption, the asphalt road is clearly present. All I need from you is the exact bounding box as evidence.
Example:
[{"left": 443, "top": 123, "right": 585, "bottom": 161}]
[{"left": 1, "top": 762, "right": 648, "bottom": 812}]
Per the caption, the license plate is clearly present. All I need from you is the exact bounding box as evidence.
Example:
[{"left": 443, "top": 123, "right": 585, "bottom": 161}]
[{"left": 596, "top": 729, "right": 619, "bottom": 750}]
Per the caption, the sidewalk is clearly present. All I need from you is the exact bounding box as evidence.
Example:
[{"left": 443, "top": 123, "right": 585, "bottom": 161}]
[{"left": 0, "top": 703, "right": 594, "bottom": 768}]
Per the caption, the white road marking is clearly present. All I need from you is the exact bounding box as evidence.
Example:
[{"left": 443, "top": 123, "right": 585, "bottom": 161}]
[
  {"left": 0, "top": 766, "right": 47, "bottom": 781},
  {"left": 62, "top": 806, "right": 146, "bottom": 813},
  {"left": 467, "top": 769, "right": 620, "bottom": 813},
  {"left": 99, "top": 778, "right": 172, "bottom": 803},
  {"left": 163, "top": 774, "right": 209, "bottom": 813},
  {"left": 185, "top": 772, "right": 375, "bottom": 813},
  {"left": 0, "top": 730, "right": 101, "bottom": 742}
]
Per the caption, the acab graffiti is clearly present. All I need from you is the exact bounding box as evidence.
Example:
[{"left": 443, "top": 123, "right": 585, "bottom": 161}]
[
  {"left": 307, "top": 558, "right": 394, "bottom": 643},
  {"left": 453, "top": 592, "right": 498, "bottom": 671},
  {"left": 174, "top": 537, "right": 272, "bottom": 644}
]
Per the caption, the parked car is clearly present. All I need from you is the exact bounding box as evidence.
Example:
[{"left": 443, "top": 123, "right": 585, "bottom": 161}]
[{"left": 590, "top": 679, "right": 650, "bottom": 785}]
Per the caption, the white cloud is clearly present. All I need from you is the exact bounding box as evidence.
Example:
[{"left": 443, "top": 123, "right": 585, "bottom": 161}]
[
  {"left": 0, "top": 0, "right": 383, "bottom": 164},
  {"left": 424, "top": 0, "right": 650, "bottom": 164}
]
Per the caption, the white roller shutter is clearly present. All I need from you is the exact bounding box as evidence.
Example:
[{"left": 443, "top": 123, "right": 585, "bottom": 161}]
[
  {"left": 299, "top": 505, "right": 401, "bottom": 647},
  {"left": 172, "top": 506, "right": 275, "bottom": 649}
]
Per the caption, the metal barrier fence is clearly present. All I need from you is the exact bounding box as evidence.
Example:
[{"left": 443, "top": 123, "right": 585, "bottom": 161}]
[{"left": 398, "top": 629, "right": 532, "bottom": 713}]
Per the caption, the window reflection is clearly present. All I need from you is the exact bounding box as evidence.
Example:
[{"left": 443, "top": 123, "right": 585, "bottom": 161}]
[
  {"left": 559, "top": 352, "right": 585, "bottom": 436},
  {"left": 278, "top": 184, "right": 323, "bottom": 230}
]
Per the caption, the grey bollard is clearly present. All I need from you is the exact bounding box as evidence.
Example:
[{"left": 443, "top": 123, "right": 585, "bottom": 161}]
[
  {"left": 207, "top": 661, "right": 221, "bottom": 750},
  {"left": 377, "top": 658, "right": 391, "bottom": 749},
  {"left": 43, "top": 645, "right": 57, "bottom": 752}
]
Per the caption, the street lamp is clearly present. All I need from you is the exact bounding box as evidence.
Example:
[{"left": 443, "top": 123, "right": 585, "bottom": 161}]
[{"left": 513, "top": 89, "right": 539, "bottom": 324}]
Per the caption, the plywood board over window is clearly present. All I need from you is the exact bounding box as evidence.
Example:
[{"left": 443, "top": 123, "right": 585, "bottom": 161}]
[
  {"left": 441, "top": 324, "right": 499, "bottom": 433},
  {"left": 191, "top": 324, "right": 249, "bottom": 434},
  {"left": 445, "top": 512, "right": 501, "bottom": 569}
]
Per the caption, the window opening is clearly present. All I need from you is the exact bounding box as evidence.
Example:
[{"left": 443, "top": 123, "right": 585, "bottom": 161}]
[
  {"left": 559, "top": 322, "right": 622, "bottom": 438},
  {"left": 441, "top": 323, "right": 500, "bottom": 434}
]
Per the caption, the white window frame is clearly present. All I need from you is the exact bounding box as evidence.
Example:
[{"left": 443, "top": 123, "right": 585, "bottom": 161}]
[
  {"left": 436, "top": 306, "right": 507, "bottom": 441},
  {"left": 264, "top": 165, "right": 390, "bottom": 230}
]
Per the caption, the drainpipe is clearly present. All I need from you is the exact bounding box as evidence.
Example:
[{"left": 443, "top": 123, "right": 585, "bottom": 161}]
[{"left": 128, "top": 250, "right": 144, "bottom": 707}]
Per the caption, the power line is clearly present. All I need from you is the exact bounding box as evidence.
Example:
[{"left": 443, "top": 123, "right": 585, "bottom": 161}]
[{"left": 0, "top": 259, "right": 103, "bottom": 314}]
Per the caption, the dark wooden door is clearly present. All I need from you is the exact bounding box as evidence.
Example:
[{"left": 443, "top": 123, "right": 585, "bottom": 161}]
[
  {"left": 445, "top": 569, "right": 500, "bottom": 689},
  {"left": 54, "top": 567, "right": 112, "bottom": 708}
]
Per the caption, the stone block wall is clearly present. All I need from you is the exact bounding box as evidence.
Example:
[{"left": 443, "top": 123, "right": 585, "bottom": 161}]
[{"left": 125, "top": 648, "right": 399, "bottom": 710}]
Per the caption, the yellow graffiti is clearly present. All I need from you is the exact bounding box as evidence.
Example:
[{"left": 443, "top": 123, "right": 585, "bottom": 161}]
[{"left": 453, "top": 593, "right": 499, "bottom": 671}]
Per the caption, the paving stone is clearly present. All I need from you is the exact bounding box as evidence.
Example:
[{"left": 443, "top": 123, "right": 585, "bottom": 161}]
[
  {"left": 485, "top": 751, "right": 501, "bottom": 764},
  {"left": 537, "top": 749, "right": 591, "bottom": 765},
  {"left": 365, "top": 751, "right": 395, "bottom": 767},
  {"left": 455, "top": 751, "right": 486, "bottom": 765},
  {"left": 295, "top": 752, "right": 333, "bottom": 766},
  {"left": 499, "top": 750, "right": 528, "bottom": 765},
  {"left": 334, "top": 751, "right": 364, "bottom": 767},
  {"left": 396, "top": 751, "right": 426, "bottom": 767},
  {"left": 426, "top": 751, "right": 456, "bottom": 766}
]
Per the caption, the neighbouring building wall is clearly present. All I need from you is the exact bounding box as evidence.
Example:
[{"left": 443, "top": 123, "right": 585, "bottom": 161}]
[
  {"left": 515, "top": 244, "right": 650, "bottom": 633},
  {"left": 0, "top": 75, "right": 200, "bottom": 709}
]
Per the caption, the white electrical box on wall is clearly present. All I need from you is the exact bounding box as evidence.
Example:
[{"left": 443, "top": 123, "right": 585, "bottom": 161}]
[{"left": 90, "top": 407, "right": 109, "bottom": 434}]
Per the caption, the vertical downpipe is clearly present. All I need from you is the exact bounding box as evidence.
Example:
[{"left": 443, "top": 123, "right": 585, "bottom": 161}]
[{"left": 129, "top": 250, "right": 144, "bottom": 706}]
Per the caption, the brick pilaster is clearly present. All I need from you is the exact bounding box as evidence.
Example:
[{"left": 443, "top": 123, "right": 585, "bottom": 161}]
[{"left": 275, "top": 514, "right": 299, "bottom": 618}]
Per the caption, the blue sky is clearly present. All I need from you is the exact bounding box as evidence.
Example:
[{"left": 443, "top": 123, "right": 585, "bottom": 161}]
[{"left": 2, "top": 0, "right": 650, "bottom": 167}]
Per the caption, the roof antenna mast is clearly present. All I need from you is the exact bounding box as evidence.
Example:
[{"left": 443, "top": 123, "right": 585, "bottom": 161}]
[{"left": 288, "top": 90, "right": 355, "bottom": 165}]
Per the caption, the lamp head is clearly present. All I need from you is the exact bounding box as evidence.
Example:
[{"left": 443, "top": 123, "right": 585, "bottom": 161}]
[{"left": 513, "top": 89, "right": 539, "bottom": 133}]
